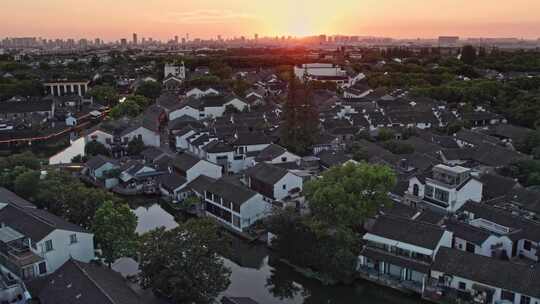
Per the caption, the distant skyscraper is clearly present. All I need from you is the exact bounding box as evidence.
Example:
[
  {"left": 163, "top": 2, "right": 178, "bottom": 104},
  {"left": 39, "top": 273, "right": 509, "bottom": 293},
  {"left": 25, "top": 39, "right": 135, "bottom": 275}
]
[
  {"left": 439, "top": 36, "right": 459, "bottom": 46},
  {"left": 94, "top": 38, "right": 100, "bottom": 45},
  {"left": 174, "top": 35, "right": 179, "bottom": 44},
  {"left": 133, "top": 33, "right": 138, "bottom": 45},
  {"left": 120, "top": 38, "right": 127, "bottom": 47},
  {"left": 254, "top": 33, "right": 258, "bottom": 42}
]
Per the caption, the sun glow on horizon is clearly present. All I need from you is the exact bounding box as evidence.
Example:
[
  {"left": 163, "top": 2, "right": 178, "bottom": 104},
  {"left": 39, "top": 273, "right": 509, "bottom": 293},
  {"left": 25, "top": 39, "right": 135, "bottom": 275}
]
[{"left": 0, "top": 0, "right": 539, "bottom": 40}]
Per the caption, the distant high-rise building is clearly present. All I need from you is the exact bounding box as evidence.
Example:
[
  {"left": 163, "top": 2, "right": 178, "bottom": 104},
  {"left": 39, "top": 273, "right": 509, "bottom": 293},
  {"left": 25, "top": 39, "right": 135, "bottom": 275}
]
[
  {"left": 94, "top": 38, "right": 100, "bottom": 45},
  {"left": 174, "top": 35, "right": 179, "bottom": 44},
  {"left": 120, "top": 38, "right": 127, "bottom": 47},
  {"left": 133, "top": 33, "right": 138, "bottom": 45},
  {"left": 254, "top": 33, "right": 259, "bottom": 42},
  {"left": 439, "top": 36, "right": 459, "bottom": 46}
]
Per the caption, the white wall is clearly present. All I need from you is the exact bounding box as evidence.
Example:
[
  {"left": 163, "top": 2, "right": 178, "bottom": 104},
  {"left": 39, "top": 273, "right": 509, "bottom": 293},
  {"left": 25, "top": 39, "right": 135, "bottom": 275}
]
[
  {"left": 123, "top": 126, "right": 160, "bottom": 147},
  {"left": 85, "top": 130, "right": 113, "bottom": 149},
  {"left": 186, "top": 160, "right": 222, "bottom": 182},
  {"left": 37, "top": 230, "right": 95, "bottom": 274},
  {"left": 268, "top": 151, "right": 301, "bottom": 164},
  {"left": 175, "top": 130, "right": 197, "bottom": 150},
  {"left": 273, "top": 173, "right": 303, "bottom": 200},
  {"left": 169, "top": 106, "right": 200, "bottom": 121},
  {"left": 240, "top": 194, "right": 271, "bottom": 230}
]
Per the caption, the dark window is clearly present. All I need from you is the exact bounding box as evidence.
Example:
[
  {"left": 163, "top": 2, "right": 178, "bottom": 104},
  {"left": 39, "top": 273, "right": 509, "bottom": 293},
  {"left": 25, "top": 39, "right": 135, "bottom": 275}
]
[
  {"left": 524, "top": 240, "right": 532, "bottom": 251},
  {"left": 44, "top": 240, "right": 53, "bottom": 252},
  {"left": 425, "top": 185, "right": 434, "bottom": 197},
  {"left": 38, "top": 262, "right": 47, "bottom": 275},
  {"left": 522, "top": 296, "right": 531, "bottom": 304},
  {"left": 435, "top": 188, "right": 449, "bottom": 203},
  {"left": 466, "top": 242, "right": 475, "bottom": 253},
  {"left": 281, "top": 157, "right": 287, "bottom": 162},
  {"left": 413, "top": 184, "right": 419, "bottom": 196},
  {"left": 458, "top": 282, "right": 466, "bottom": 290},
  {"left": 501, "top": 290, "right": 515, "bottom": 302}
]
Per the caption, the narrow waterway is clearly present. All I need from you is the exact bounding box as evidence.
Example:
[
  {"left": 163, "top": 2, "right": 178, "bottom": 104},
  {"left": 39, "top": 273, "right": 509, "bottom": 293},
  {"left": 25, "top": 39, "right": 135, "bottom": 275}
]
[{"left": 127, "top": 203, "right": 425, "bottom": 304}]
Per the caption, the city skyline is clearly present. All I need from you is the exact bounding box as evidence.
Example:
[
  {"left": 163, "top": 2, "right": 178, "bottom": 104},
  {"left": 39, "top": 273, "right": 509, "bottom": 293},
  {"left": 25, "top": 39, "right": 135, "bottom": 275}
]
[{"left": 1, "top": 0, "right": 540, "bottom": 41}]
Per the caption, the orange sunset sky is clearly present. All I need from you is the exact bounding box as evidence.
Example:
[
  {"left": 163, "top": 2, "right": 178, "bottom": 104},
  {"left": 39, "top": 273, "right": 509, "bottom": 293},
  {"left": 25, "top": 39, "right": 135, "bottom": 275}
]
[{"left": 1, "top": 0, "right": 540, "bottom": 40}]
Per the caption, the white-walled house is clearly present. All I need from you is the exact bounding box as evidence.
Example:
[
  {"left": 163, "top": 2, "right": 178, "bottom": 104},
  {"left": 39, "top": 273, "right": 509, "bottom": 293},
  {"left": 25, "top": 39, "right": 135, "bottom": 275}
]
[
  {"left": 426, "top": 247, "right": 540, "bottom": 304},
  {"left": 0, "top": 188, "right": 95, "bottom": 282},
  {"left": 185, "top": 87, "right": 220, "bottom": 99},
  {"left": 246, "top": 163, "right": 303, "bottom": 201},
  {"left": 201, "top": 178, "right": 271, "bottom": 232},
  {"left": 120, "top": 125, "right": 160, "bottom": 147},
  {"left": 358, "top": 215, "right": 452, "bottom": 294},
  {"left": 173, "top": 152, "right": 222, "bottom": 182},
  {"left": 84, "top": 155, "right": 120, "bottom": 188},
  {"left": 253, "top": 144, "right": 301, "bottom": 165},
  {"left": 458, "top": 201, "right": 540, "bottom": 262},
  {"left": 169, "top": 95, "right": 248, "bottom": 121},
  {"left": 404, "top": 164, "right": 483, "bottom": 213}
]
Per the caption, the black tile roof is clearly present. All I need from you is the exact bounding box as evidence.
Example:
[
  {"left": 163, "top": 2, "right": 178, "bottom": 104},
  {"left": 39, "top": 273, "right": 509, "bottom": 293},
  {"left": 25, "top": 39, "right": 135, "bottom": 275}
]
[
  {"left": 246, "top": 163, "right": 289, "bottom": 185},
  {"left": 0, "top": 188, "right": 88, "bottom": 241},
  {"left": 433, "top": 247, "right": 540, "bottom": 298},
  {"left": 369, "top": 215, "right": 445, "bottom": 250},
  {"left": 32, "top": 259, "right": 143, "bottom": 304},
  {"left": 254, "top": 144, "right": 287, "bottom": 162},
  {"left": 172, "top": 152, "right": 201, "bottom": 172}
]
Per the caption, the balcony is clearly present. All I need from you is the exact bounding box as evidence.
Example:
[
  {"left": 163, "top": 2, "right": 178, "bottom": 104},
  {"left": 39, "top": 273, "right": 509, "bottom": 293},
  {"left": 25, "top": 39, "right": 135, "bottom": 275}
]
[
  {"left": 357, "top": 266, "right": 423, "bottom": 294},
  {"left": 0, "top": 236, "right": 43, "bottom": 279}
]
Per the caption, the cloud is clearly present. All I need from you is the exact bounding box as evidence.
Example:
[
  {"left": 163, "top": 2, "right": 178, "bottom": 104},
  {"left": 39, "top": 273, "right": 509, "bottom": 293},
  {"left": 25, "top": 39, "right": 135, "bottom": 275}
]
[{"left": 159, "top": 9, "right": 257, "bottom": 25}]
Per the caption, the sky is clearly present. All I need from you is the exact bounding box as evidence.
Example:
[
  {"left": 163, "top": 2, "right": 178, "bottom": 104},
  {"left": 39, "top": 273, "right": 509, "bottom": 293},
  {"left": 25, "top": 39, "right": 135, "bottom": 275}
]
[{"left": 1, "top": 0, "right": 540, "bottom": 41}]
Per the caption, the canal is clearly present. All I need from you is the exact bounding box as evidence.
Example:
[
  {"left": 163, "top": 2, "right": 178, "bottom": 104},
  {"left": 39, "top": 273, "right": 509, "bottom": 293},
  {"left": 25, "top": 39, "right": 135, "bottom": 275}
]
[{"left": 130, "top": 203, "right": 425, "bottom": 304}]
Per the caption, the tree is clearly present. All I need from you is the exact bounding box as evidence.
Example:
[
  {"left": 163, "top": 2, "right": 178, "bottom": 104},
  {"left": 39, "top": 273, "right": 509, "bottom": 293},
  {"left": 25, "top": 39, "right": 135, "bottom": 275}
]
[
  {"left": 377, "top": 128, "right": 395, "bottom": 141},
  {"left": 209, "top": 61, "right": 233, "bottom": 80},
  {"left": 93, "top": 201, "right": 138, "bottom": 267},
  {"left": 135, "top": 81, "right": 162, "bottom": 99},
  {"left": 267, "top": 208, "right": 359, "bottom": 283},
  {"left": 280, "top": 78, "right": 320, "bottom": 155},
  {"left": 14, "top": 170, "right": 40, "bottom": 200},
  {"left": 127, "top": 137, "right": 145, "bottom": 156},
  {"left": 461, "top": 45, "right": 477, "bottom": 65},
  {"left": 85, "top": 141, "right": 109, "bottom": 157},
  {"left": 88, "top": 85, "right": 119, "bottom": 106},
  {"left": 304, "top": 162, "right": 396, "bottom": 228},
  {"left": 139, "top": 219, "right": 231, "bottom": 303}
]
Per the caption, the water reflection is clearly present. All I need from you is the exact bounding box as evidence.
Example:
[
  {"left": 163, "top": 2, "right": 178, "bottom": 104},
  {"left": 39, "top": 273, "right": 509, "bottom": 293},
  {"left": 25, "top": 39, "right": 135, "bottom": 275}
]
[
  {"left": 129, "top": 204, "right": 424, "bottom": 304},
  {"left": 133, "top": 204, "right": 179, "bottom": 234}
]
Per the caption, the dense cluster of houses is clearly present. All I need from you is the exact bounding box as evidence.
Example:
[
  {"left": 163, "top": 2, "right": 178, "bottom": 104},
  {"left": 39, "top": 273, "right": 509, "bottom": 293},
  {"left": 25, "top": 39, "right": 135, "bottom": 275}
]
[
  {"left": 78, "top": 60, "right": 540, "bottom": 304},
  {"left": 4, "top": 56, "right": 540, "bottom": 304}
]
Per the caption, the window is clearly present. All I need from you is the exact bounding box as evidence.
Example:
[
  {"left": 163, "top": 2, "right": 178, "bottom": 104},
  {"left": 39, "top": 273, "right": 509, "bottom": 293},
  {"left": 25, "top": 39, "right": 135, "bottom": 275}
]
[
  {"left": 282, "top": 184, "right": 286, "bottom": 190},
  {"left": 281, "top": 157, "right": 287, "bottom": 162},
  {"left": 501, "top": 290, "right": 515, "bottom": 302},
  {"left": 44, "top": 240, "right": 53, "bottom": 252},
  {"left": 523, "top": 240, "right": 532, "bottom": 251},
  {"left": 435, "top": 188, "right": 449, "bottom": 203},
  {"left": 522, "top": 296, "right": 531, "bottom": 304},
  {"left": 458, "top": 282, "right": 466, "bottom": 290},
  {"left": 425, "top": 185, "right": 434, "bottom": 197},
  {"left": 465, "top": 242, "right": 475, "bottom": 253},
  {"left": 413, "top": 184, "right": 419, "bottom": 196},
  {"left": 38, "top": 262, "right": 47, "bottom": 275},
  {"left": 70, "top": 234, "right": 78, "bottom": 244},
  {"left": 233, "top": 215, "right": 241, "bottom": 228}
]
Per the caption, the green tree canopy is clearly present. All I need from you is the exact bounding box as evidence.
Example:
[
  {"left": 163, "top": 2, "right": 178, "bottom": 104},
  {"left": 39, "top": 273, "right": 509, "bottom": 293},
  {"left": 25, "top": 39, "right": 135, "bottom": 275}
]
[
  {"left": 139, "top": 219, "right": 231, "bottom": 304},
  {"left": 135, "top": 81, "right": 162, "bottom": 99},
  {"left": 461, "top": 45, "right": 477, "bottom": 65},
  {"left": 85, "top": 141, "right": 109, "bottom": 157},
  {"left": 93, "top": 201, "right": 138, "bottom": 266},
  {"left": 127, "top": 137, "right": 146, "bottom": 156},
  {"left": 304, "top": 162, "right": 396, "bottom": 228},
  {"left": 280, "top": 78, "right": 320, "bottom": 155},
  {"left": 88, "top": 85, "right": 119, "bottom": 106}
]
